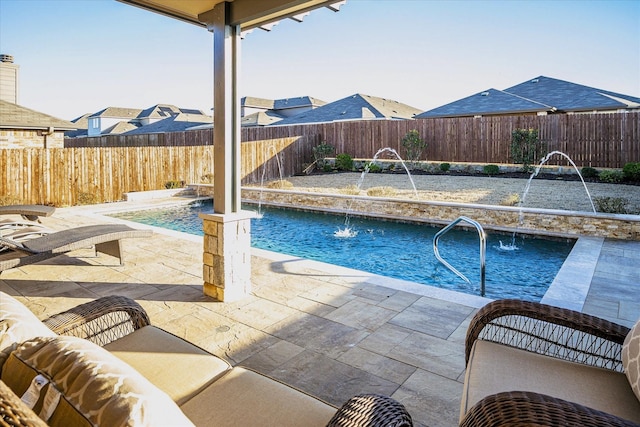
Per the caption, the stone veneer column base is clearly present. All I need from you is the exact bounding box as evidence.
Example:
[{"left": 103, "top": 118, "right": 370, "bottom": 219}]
[{"left": 200, "top": 211, "right": 255, "bottom": 302}]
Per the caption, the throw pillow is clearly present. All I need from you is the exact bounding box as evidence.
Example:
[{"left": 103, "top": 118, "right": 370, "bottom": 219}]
[
  {"left": 623, "top": 318, "right": 640, "bottom": 402},
  {"left": 0, "top": 292, "right": 56, "bottom": 371},
  {"left": 2, "top": 335, "right": 194, "bottom": 427}
]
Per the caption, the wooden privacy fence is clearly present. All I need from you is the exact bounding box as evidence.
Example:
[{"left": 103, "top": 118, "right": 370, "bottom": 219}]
[
  {"left": 67, "top": 112, "right": 640, "bottom": 168},
  {"left": 1, "top": 137, "right": 312, "bottom": 206}
]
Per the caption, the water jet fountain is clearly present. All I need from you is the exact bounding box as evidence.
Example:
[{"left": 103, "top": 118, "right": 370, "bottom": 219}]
[
  {"left": 257, "top": 145, "right": 285, "bottom": 218},
  {"left": 501, "top": 150, "right": 597, "bottom": 249},
  {"left": 335, "top": 147, "right": 418, "bottom": 238}
]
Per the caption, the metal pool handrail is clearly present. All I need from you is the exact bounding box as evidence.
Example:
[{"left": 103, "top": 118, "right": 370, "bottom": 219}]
[{"left": 433, "top": 216, "right": 487, "bottom": 297}]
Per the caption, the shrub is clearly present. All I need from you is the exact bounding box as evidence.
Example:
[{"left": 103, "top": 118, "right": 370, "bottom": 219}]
[
  {"left": 335, "top": 153, "right": 354, "bottom": 171},
  {"left": 500, "top": 193, "right": 521, "bottom": 206},
  {"left": 367, "top": 186, "right": 396, "bottom": 197},
  {"left": 401, "top": 129, "right": 427, "bottom": 167},
  {"left": 510, "top": 128, "right": 546, "bottom": 172},
  {"left": 580, "top": 167, "right": 598, "bottom": 179},
  {"left": 623, "top": 162, "right": 640, "bottom": 181},
  {"left": 165, "top": 180, "right": 185, "bottom": 189},
  {"left": 77, "top": 192, "right": 98, "bottom": 205},
  {"left": 598, "top": 170, "right": 624, "bottom": 183},
  {"left": 0, "top": 195, "right": 22, "bottom": 206},
  {"left": 312, "top": 141, "right": 335, "bottom": 171},
  {"left": 365, "top": 162, "right": 382, "bottom": 173},
  {"left": 266, "top": 180, "right": 293, "bottom": 189},
  {"left": 593, "top": 196, "right": 629, "bottom": 214},
  {"left": 338, "top": 185, "right": 360, "bottom": 195},
  {"left": 439, "top": 162, "right": 451, "bottom": 172},
  {"left": 483, "top": 164, "right": 500, "bottom": 176},
  {"left": 201, "top": 173, "right": 214, "bottom": 184}
]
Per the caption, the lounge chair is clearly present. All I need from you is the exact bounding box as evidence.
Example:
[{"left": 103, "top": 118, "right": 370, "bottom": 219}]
[
  {"left": 0, "top": 224, "right": 153, "bottom": 273},
  {"left": 0, "top": 204, "right": 55, "bottom": 234},
  {"left": 0, "top": 204, "right": 55, "bottom": 221}
]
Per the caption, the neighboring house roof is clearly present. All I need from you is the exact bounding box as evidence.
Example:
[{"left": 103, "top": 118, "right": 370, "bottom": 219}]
[
  {"left": 137, "top": 104, "right": 206, "bottom": 119},
  {"left": 241, "top": 111, "right": 285, "bottom": 127},
  {"left": 416, "top": 75, "right": 640, "bottom": 118},
  {"left": 505, "top": 76, "right": 640, "bottom": 112},
  {"left": 65, "top": 113, "right": 91, "bottom": 137},
  {"left": 415, "top": 89, "right": 553, "bottom": 118},
  {"left": 242, "top": 96, "right": 327, "bottom": 111},
  {"left": 0, "top": 100, "right": 77, "bottom": 130},
  {"left": 271, "top": 94, "right": 422, "bottom": 125},
  {"left": 242, "top": 96, "right": 275, "bottom": 109},
  {"left": 103, "top": 121, "right": 140, "bottom": 135},
  {"left": 89, "top": 107, "right": 142, "bottom": 119},
  {"left": 273, "top": 96, "right": 326, "bottom": 110},
  {"left": 122, "top": 113, "right": 212, "bottom": 135}
]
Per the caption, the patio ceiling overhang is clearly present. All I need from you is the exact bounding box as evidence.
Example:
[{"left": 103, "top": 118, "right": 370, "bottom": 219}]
[{"left": 117, "top": 0, "right": 345, "bottom": 31}]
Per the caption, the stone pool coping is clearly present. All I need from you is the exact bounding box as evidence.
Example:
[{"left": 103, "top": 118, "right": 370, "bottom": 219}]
[{"left": 82, "top": 196, "right": 598, "bottom": 310}]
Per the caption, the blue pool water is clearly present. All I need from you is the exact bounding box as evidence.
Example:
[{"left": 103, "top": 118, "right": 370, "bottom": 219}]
[{"left": 112, "top": 200, "right": 575, "bottom": 301}]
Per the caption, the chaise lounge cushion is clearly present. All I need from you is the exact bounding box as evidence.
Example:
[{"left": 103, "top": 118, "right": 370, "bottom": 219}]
[
  {"left": 623, "top": 319, "right": 640, "bottom": 402},
  {"left": 181, "top": 366, "right": 337, "bottom": 427},
  {"left": 0, "top": 292, "right": 56, "bottom": 369},
  {"left": 461, "top": 340, "right": 640, "bottom": 424},
  {"left": 104, "top": 325, "right": 232, "bottom": 405},
  {"left": 2, "top": 336, "right": 195, "bottom": 427}
]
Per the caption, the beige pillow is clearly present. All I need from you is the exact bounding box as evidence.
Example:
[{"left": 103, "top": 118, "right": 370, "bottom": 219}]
[
  {"left": 2, "top": 336, "right": 195, "bottom": 427},
  {"left": 623, "top": 319, "right": 640, "bottom": 402},
  {"left": 0, "top": 292, "right": 56, "bottom": 370}
]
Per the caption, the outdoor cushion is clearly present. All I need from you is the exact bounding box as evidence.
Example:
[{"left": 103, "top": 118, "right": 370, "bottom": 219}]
[
  {"left": 2, "top": 335, "right": 194, "bottom": 427},
  {"left": 461, "top": 339, "right": 640, "bottom": 424},
  {"left": 104, "top": 325, "right": 231, "bottom": 405},
  {"left": 0, "top": 292, "right": 56, "bottom": 370},
  {"left": 180, "top": 366, "right": 336, "bottom": 427},
  {"left": 623, "top": 318, "right": 640, "bottom": 402}
]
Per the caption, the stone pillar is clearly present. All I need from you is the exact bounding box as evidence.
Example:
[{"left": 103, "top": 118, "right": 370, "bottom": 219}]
[{"left": 201, "top": 211, "right": 254, "bottom": 301}]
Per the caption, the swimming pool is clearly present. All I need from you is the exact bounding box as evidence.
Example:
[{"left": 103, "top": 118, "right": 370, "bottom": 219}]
[{"left": 112, "top": 200, "right": 575, "bottom": 302}]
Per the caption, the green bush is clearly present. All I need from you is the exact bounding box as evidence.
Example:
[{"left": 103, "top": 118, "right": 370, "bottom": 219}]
[
  {"left": 401, "top": 129, "right": 427, "bottom": 166},
  {"left": 483, "top": 164, "right": 500, "bottom": 176},
  {"left": 334, "top": 153, "right": 353, "bottom": 171},
  {"left": 165, "top": 180, "right": 185, "bottom": 189},
  {"left": 365, "top": 162, "right": 382, "bottom": 173},
  {"left": 598, "top": 170, "right": 624, "bottom": 183},
  {"left": 510, "top": 128, "right": 546, "bottom": 172},
  {"left": 623, "top": 162, "right": 640, "bottom": 181},
  {"left": 312, "top": 141, "right": 335, "bottom": 171},
  {"left": 580, "top": 167, "right": 598, "bottom": 179},
  {"left": 439, "top": 162, "right": 451, "bottom": 172},
  {"left": 593, "top": 196, "right": 629, "bottom": 214}
]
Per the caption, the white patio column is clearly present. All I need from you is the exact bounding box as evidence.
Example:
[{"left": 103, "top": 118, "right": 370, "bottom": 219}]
[{"left": 200, "top": 1, "right": 252, "bottom": 301}]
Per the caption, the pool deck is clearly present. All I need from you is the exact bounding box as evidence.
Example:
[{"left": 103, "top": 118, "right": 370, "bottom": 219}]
[{"left": 1, "top": 197, "right": 639, "bottom": 427}]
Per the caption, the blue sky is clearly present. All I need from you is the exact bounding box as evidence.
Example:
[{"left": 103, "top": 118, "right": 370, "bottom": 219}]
[{"left": 1, "top": 0, "right": 638, "bottom": 121}]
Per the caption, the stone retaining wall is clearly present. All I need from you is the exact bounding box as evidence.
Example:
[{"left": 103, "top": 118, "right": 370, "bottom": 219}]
[{"left": 193, "top": 185, "right": 640, "bottom": 240}]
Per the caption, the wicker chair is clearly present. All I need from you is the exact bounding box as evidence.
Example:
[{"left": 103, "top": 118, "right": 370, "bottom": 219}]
[
  {"left": 459, "top": 299, "right": 640, "bottom": 427},
  {"left": 2, "top": 295, "right": 413, "bottom": 427}
]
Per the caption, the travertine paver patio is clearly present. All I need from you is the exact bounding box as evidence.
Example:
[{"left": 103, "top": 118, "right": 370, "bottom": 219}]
[{"left": 1, "top": 198, "right": 638, "bottom": 426}]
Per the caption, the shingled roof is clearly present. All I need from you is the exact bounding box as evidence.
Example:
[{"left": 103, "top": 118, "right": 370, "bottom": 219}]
[
  {"left": 416, "top": 76, "right": 640, "bottom": 118},
  {"left": 415, "top": 89, "right": 552, "bottom": 118},
  {"left": 505, "top": 76, "right": 640, "bottom": 112},
  {"left": 271, "top": 94, "right": 422, "bottom": 125},
  {"left": 0, "top": 100, "right": 77, "bottom": 130},
  {"left": 122, "top": 112, "right": 212, "bottom": 134}
]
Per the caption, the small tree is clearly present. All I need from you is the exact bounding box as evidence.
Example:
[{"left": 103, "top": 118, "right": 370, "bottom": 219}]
[
  {"left": 312, "top": 141, "right": 335, "bottom": 171},
  {"left": 401, "top": 129, "right": 427, "bottom": 168},
  {"left": 510, "top": 128, "right": 545, "bottom": 173}
]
